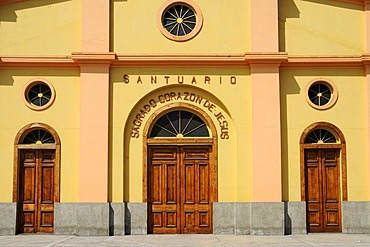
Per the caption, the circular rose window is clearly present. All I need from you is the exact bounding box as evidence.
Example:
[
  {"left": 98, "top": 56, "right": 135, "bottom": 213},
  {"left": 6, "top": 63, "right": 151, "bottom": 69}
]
[
  {"left": 24, "top": 79, "right": 55, "bottom": 110},
  {"left": 305, "top": 79, "right": 338, "bottom": 110},
  {"left": 158, "top": 0, "right": 203, "bottom": 41}
]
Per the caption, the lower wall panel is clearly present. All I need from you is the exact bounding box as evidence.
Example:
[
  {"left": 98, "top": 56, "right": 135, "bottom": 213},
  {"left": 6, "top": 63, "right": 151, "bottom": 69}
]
[{"left": 2, "top": 201, "right": 370, "bottom": 235}]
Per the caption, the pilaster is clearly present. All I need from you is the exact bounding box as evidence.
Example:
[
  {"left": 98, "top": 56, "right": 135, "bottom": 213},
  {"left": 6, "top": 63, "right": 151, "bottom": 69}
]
[
  {"left": 250, "top": 0, "right": 279, "bottom": 52},
  {"left": 250, "top": 62, "right": 282, "bottom": 202},
  {"left": 77, "top": 0, "right": 111, "bottom": 202}
]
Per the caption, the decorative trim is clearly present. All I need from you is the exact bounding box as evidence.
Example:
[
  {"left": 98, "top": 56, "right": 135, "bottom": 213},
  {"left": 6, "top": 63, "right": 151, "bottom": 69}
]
[
  {"left": 2, "top": 53, "right": 370, "bottom": 68},
  {"left": 142, "top": 102, "right": 218, "bottom": 203},
  {"left": 333, "top": 0, "right": 365, "bottom": 6},
  {"left": 157, "top": 0, "right": 203, "bottom": 42},
  {"left": 0, "top": 56, "right": 77, "bottom": 68},
  {"left": 71, "top": 52, "right": 116, "bottom": 64},
  {"left": 300, "top": 122, "right": 347, "bottom": 202},
  {"left": 13, "top": 123, "right": 61, "bottom": 203},
  {"left": 113, "top": 54, "right": 248, "bottom": 68},
  {"left": 0, "top": 0, "right": 28, "bottom": 6}
]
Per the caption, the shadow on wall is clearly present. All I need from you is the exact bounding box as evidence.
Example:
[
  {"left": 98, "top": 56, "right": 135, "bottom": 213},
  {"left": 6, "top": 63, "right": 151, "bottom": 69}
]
[
  {"left": 0, "top": 67, "right": 79, "bottom": 86},
  {"left": 0, "top": 0, "right": 71, "bottom": 23},
  {"left": 302, "top": 0, "right": 364, "bottom": 10},
  {"left": 279, "top": 0, "right": 300, "bottom": 52},
  {"left": 280, "top": 71, "right": 301, "bottom": 202}
]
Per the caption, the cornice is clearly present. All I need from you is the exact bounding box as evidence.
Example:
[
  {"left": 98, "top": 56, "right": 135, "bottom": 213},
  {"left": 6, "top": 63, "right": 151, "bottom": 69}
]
[
  {"left": 281, "top": 55, "right": 366, "bottom": 68},
  {"left": 113, "top": 54, "right": 248, "bottom": 68},
  {"left": 0, "top": 56, "right": 77, "bottom": 67},
  {"left": 71, "top": 52, "right": 116, "bottom": 65},
  {"left": 333, "top": 0, "right": 364, "bottom": 5},
  {"left": 1, "top": 53, "right": 370, "bottom": 69},
  {"left": 0, "top": 0, "right": 27, "bottom": 6}
]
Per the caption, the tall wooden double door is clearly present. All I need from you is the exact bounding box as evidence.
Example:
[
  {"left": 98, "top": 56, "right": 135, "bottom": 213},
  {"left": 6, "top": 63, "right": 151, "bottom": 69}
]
[
  {"left": 18, "top": 150, "right": 56, "bottom": 233},
  {"left": 148, "top": 146, "right": 214, "bottom": 234},
  {"left": 305, "top": 149, "right": 341, "bottom": 232}
]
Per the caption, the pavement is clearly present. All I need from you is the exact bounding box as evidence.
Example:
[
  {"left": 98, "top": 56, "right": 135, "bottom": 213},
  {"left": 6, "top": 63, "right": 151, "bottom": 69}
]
[{"left": 2, "top": 234, "right": 370, "bottom": 247}]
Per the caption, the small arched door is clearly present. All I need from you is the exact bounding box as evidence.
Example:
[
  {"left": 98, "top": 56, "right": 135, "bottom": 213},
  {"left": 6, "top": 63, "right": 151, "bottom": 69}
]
[
  {"left": 13, "top": 123, "right": 60, "bottom": 233},
  {"left": 144, "top": 106, "right": 217, "bottom": 234},
  {"left": 300, "top": 122, "right": 347, "bottom": 233}
]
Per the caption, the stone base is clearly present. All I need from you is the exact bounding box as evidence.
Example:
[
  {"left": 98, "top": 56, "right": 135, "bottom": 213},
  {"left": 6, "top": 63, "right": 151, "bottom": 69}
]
[
  {"left": 0, "top": 203, "right": 16, "bottom": 235},
  {"left": 55, "top": 203, "right": 110, "bottom": 236},
  {"left": 250, "top": 202, "right": 284, "bottom": 235},
  {"left": 342, "top": 201, "right": 370, "bottom": 234},
  {"left": 53, "top": 202, "right": 148, "bottom": 236},
  {"left": 125, "top": 203, "right": 147, "bottom": 235},
  {"left": 5, "top": 201, "right": 370, "bottom": 236},
  {"left": 110, "top": 203, "right": 125, "bottom": 236},
  {"left": 213, "top": 202, "right": 286, "bottom": 236},
  {"left": 284, "top": 202, "right": 306, "bottom": 235}
]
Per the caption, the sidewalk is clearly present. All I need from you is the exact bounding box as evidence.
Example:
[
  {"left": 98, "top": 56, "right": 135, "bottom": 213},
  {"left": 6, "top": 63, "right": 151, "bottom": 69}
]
[{"left": 1, "top": 234, "right": 370, "bottom": 247}]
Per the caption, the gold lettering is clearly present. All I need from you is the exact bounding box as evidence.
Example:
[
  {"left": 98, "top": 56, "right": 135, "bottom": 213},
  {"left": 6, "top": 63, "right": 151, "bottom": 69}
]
[
  {"left": 204, "top": 76, "right": 211, "bottom": 84},
  {"left": 230, "top": 76, "right": 236, "bottom": 84},
  {"left": 137, "top": 76, "right": 143, "bottom": 84},
  {"left": 191, "top": 76, "right": 197, "bottom": 84},
  {"left": 164, "top": 76, "right": 170, "bottom": 84},
  {"left": 178, "top": 76, "right": 184, "bottom": 84},
  {"left": 123, "top": 74, "right": 130, "bottom": 84},
  {"left": 151, "top": 76, "right": 157, "bottom": 84}
]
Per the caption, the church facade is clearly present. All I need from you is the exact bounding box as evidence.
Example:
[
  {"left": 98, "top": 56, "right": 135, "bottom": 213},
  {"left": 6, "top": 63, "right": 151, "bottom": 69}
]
[{"left": 0, "top": 0, "right": 370, "bottom": 235}]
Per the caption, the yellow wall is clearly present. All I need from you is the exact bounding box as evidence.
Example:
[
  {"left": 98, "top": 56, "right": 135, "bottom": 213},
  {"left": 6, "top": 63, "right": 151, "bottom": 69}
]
[
  {"left": 110, "top": 67, "right": 252, "bottom": 202},
  {"left": 0, "top": 0, "right": 81, "bottom": 55},
  {"left": 113, "top": 0, "right": 250, "bottom": 54},
  {"left": 280, "top": 68, "right": 369, "bottom": 201},
  {"left": 279, "top": 0, "right": 364, "bottom": 55},
  {"left": 0, "top": 68, "right": 80, "bottom": 202}
]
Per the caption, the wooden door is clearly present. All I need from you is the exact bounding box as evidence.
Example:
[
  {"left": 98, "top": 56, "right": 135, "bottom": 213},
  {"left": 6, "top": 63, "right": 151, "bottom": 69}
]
[
  {"left": 18, "top": 150, "right": 55, "bottom": 233},
  {"left": 148, "top": 146, "right": 213, "bottom": 234},
  {"left": 305, "top": 149, "right": 341, "bottom": 233}
]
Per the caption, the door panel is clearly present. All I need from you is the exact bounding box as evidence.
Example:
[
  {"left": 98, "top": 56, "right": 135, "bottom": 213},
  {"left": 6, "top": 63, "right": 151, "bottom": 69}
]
[
  {"left": 181, "top": 147, "right": 211, "bottom": 234},
  {"left": 19, "top": 150, "right": 55, "bottom": 233},
  {"left": 305, "top": 149, "right": 341, "bottom": 233},
  {"left": 148, "top": 146, "right": 212, "bottom": 234},
  {"left": 322, "top": 150, "right": 341, "bottom": 232},
  {"left": 19, "top": 151, "right": 37, "bottom": 233},
  {"left": 148, "top": 147, "right": 180, "bottom": 234},
  {"left": 305, "top": 150, "right": 322, "bottom": 232}
]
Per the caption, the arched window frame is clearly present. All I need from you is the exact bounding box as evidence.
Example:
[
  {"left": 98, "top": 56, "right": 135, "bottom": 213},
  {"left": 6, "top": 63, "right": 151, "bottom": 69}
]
[
  {"left": 13, "top": 123, "right": 61, "bottom": 203},
  {"left": 149, "top": 110, "right": 210, "bottom": 138},
  {"left": 299, "top": 122, "right": 347, "bottom": 202},
  {"left": 142, "top": 103, "right": 218, "bottom": 203}
]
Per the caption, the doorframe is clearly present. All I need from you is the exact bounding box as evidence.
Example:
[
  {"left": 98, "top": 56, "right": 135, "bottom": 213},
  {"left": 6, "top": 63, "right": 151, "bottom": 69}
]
[
  {"left": 299, "top": 122, "right": 347, "bottom": 202},
  {"left": 142, "top": 102, "right": 218, "bottom": 204},
  {"left": 12, "top": 123, "right": 61, "bottom": 232}
]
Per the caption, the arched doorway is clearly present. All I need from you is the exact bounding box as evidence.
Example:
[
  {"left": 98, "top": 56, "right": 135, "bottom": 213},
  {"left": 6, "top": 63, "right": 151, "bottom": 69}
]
[
  {"left": 300, "top": 122, "right": 347, "bottom": 233},
  {"left": 143, "top": 103, "right": 217, "bottom": 234},
  {"left": 13, "top": 123, "right": 60, "bottom": 233}
]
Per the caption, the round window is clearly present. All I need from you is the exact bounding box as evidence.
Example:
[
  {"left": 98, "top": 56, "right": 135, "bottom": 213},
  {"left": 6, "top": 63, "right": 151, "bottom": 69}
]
[
  {"left": 305, "top": 80, "right": 338, "bottom": 110},
  {"left": 24, "top": 79, "right": 55, "bottom": 110},
  {"left": 158, "top": 0, "right": 203, "bottom": 41}
]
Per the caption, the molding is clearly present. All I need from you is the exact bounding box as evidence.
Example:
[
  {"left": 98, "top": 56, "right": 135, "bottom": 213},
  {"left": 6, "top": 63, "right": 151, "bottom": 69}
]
[
  {"left": 281, "top": 55, "right": 366, "bottom": 68},
  {"left": 1, "top": 53, "right": 370, "bottom": 68},
  {"left": 113, "top": 54, "right": 248, "bottom": 68},
  {"left": 0, "top": 0, "right": 27, "bottom": 6},
  {"left": 333, "top": 0, "right": 365, "bottom": 5},
  {"left": 0, "top": 56, "right": 77, "bottom": 67},
  {"left": 71, "top": 52, "right": 116, "bottom": 65}
]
